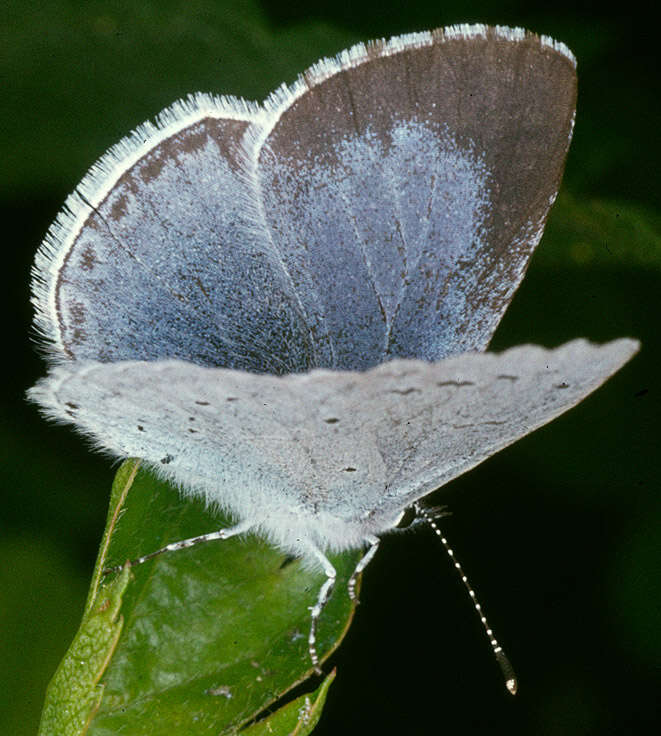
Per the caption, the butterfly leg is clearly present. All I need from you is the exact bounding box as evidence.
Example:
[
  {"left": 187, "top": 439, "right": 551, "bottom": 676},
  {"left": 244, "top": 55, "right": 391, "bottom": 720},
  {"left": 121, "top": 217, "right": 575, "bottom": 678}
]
[
  {"left": 103, "top": 518, "right": 255, "bottom": 575},
  {"left": 305, "top": 544, "right": 337, "bottom": 673},
  {"left": 348, "top": 534, "right": 380, "bottom": 602}
]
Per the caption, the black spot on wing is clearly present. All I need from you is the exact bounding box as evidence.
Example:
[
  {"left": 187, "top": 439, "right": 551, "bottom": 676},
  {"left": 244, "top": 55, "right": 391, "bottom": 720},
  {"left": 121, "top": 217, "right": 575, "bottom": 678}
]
[{"left": 389, "top": 387, "right": 421, "bottom": 396}]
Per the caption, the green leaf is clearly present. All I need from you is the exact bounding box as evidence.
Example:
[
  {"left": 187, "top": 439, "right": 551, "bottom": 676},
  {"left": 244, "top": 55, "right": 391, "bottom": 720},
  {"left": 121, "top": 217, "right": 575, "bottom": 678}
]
[
  {"left": 38, "top": 566, "right": 130, "bottom": 736},
  {"left": 39, "top": 460, "right": 362, "bottom": 736},
  {"left": 241, "top": 670, "right": 336, "bottom": 736}
]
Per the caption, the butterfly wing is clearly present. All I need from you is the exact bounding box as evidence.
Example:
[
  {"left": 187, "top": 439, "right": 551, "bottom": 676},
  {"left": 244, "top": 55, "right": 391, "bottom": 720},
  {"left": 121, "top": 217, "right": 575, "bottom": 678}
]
[
  {"left": 32, "top": 96, "right": 314, "bottom": 374},
  {"left": 29, "top": 338, "right": 638, "bottom": 551},
  {"left": 353, "top": 338, "right": 638, "bottom": 516},
  {"left": 33, "top": 27, "right": 576, "bottom": 377},
  {"left": 254, "top": 27, "right": 577, "bottom": 370}
]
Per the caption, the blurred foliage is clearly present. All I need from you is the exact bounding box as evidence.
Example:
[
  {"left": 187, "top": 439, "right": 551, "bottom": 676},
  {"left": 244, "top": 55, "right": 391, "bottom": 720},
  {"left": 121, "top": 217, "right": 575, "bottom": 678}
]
[{"left": 2, "top": 1, "right": 659, "bottom": 734}]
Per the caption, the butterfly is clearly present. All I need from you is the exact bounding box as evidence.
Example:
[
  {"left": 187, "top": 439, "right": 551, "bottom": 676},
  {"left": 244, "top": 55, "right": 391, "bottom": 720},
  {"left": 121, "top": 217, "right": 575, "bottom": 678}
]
[{"left": 28, "top": 24, "right": 638, "bottom": 679}]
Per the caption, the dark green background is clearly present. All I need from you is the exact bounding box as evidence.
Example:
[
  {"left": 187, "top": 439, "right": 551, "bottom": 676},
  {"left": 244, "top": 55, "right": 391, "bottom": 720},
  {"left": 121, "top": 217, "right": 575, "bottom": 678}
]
[{"left": 2, "top": 1, "right": 659, "bottom": 734}]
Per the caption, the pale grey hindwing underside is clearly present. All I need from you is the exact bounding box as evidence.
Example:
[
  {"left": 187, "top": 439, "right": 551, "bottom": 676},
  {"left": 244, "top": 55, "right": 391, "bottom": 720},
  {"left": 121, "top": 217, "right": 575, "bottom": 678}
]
[{"left": 28, "top": 338, "right": 638, "bottom": 550}]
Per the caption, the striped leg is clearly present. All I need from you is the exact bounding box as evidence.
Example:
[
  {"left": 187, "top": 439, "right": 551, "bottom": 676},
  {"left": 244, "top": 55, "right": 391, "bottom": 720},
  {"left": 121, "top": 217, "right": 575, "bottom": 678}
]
[
  {"left": 103, "top": 518, "right": 255, "bottom": 575},
  {"left": 348, "top": 535, "right": 380, "bottom": 601},
  {"left": 305, "top": 544, "right": 337, "bottom": 673}
]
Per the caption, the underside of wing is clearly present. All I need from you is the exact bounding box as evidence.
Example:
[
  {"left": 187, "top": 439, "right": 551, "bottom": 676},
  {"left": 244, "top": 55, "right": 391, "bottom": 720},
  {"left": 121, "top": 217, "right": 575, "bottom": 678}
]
[{"left": 28, "top": 338, "right": 638, "bottom": 550}]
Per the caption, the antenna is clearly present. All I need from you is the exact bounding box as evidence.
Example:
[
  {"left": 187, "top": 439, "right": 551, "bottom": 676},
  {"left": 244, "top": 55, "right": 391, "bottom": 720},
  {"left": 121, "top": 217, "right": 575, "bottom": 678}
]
[{"left": 414, "top": 502, "right": 518, "bottom": 695}]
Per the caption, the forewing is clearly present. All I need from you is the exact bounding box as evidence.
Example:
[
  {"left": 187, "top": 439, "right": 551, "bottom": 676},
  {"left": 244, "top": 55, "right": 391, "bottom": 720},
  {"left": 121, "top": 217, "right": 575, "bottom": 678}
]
[
  {"left": 255, "top": 26, "right": 577, "bottom": 370},
  {"left": 32, "top": 96, "right": 313, "bottom": 374}
]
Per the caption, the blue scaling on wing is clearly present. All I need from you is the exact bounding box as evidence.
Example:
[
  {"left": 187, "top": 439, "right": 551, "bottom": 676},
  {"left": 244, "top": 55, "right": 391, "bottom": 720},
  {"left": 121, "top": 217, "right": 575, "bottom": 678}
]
[
  {"left": 253, "top": 32, "right": 576, "bottom": 369},
  {"left": 35, "top": 98, "right": 314, "bottom": 374}
]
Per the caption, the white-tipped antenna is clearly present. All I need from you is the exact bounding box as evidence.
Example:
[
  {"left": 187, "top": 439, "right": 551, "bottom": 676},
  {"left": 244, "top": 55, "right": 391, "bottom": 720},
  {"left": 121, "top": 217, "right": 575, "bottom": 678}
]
[{"left": 414, "top": 503, "right": 518, "bottom": 695}]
